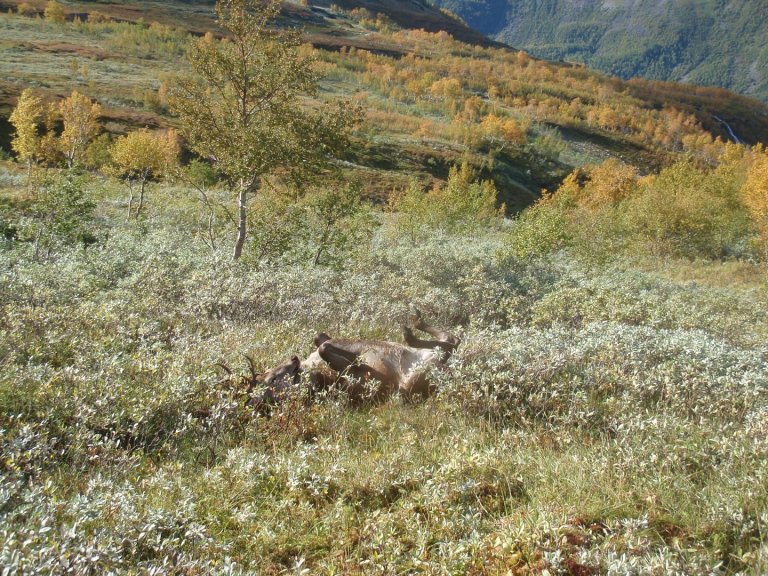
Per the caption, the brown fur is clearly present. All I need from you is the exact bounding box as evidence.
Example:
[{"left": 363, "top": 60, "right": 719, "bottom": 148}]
[
  {"left": 308, "top": 312, "right": 459, "bottom": 400},
  {"left": 252, "top": 312, "right": 459, "bottom": 406}
]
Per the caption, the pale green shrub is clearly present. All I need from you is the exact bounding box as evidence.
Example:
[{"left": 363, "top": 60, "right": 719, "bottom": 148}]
[
  {"left": 1, "top": 191, "right": 767, "bottom": 573},
  {"left": 388, "top": 163, "right": 500, "bottom": 241}
]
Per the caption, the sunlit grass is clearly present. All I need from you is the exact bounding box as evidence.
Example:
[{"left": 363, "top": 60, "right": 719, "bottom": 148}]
[{"left": 1, "top": 176, "right": 766, "bottom": 572}]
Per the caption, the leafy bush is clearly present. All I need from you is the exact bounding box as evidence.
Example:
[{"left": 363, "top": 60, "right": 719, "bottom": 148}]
[
  {"left": 298, "top": 181, "right": 378, "bottom": 268},
  {"left": 388, "top": 163, "right": 500, "bottom": 241},
  {"left": 25, "top": 173, "right": 97, "bottom": 257},
  {"left": 506, "top": 153, "right": 754, "bottom": 262},
  {"left": 533, "top": 124, "right": 567, "bottom": 160},
  {"left": 43, "top": 1, "right": 65, "bottom": 24},
  {"left": 184, "top": 158, "right": 219, "bottom": 189},
  {"left": 624, "top": 160, "right": 750, "bottom": 258},
  {"left": 505, "top": 191, "right": 571, "bottom": 260},
  {"left": 246, "top": 181, "right": 376, "bottom": 269},
  {"left": 83, "top": 133, "right": 113, "bottom": 171}
]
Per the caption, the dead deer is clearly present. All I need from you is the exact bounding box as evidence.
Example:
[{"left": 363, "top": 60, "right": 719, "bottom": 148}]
[
  {"left": 214, "top": 355, "right": 303, "bottom": 414},
  {"left": 301, "top": 310, "right": 460, "bottom": 400}
]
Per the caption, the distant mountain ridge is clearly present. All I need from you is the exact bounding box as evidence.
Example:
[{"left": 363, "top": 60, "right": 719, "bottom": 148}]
[
  {"left": 309, "top": 0, "right": 503, "bottom": 48},
  {"left": 431, "top": 0, "right": 768, "bottom": 103}
]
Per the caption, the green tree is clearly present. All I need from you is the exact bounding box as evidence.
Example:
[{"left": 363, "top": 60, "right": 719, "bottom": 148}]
[
  {"left": 9, "top": 88, "right": 42, "bottom": 182},
  {"left": 31, "top": 174, "right": 96, "bottom": 259},
  {"left": 168, "top": 0, "right": 359, "bottom": 259},
  {"left": 110, "top": 128, "right": 180, "bottom": 219}
]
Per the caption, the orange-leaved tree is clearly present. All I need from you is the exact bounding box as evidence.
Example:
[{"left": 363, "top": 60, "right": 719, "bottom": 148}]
[{"left": 576, "top": 158, "right": 638, "bottom": 211}]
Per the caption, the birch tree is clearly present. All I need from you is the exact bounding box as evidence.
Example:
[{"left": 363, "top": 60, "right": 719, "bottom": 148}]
[
  {"left": 59, "top": 90, "right": 101, "bottom": 169},
  {"left": 168, "top": 0, "right": 359, "bottom": 259},
  {"left": 9, "top": 89, "right": 42, "bottom": 182},
  {"left": 111, "top": 128, "right": 180, "bottom": 220}
]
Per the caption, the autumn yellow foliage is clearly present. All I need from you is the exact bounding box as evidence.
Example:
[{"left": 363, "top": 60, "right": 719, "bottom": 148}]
[
  {"left": 44, "top": 0, "right": 66, "bottom": 24},
  {"left": 742, "top": 146, "right": 768, "bottom": 256},
  {"left": 111, "top": 128, "right": 180, "bottom": 219},
  {"left": 480, "top": 114, "right": 527, "bottom": 149},
  {"left": 59, "top": 91, "right": 101, "bottom": 168},
  {"left": 576, "top": 158, "right": 639, "bottom": 210},
  {"left": 9, "top": 88, "right": 42, "bottom": 179},
  {"left": 111, "top": 128, "right": 179, "bottom": 180}
]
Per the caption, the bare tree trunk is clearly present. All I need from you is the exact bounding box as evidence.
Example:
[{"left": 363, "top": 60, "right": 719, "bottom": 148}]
[
  {"left": 207, "top": 213, "right": 217, "bottom": 252},
  {"left": 313, "top": 222, "right": 332, "bottom": 266},
  {"left": 313, "top": 246, "right": 324, "bottom": 266},
  {"left": 33, "top": 227, "right": 43, "bottom": 260},
  {"left": 126, "top": 181, "right": 135, "bottom": 222},
  {"left": 136, "top": 179, "right": 146, "bottom": 219},
  {"left": 233, "top": 182, "right": 248, "bottom": 260}
]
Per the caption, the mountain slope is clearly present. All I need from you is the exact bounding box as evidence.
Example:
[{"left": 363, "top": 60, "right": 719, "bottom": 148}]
[
  {"left": 433, "top": 0, "right": 768, "bottom": 103},
  {"left": 2, "top": 0, "right": 768, "bottom": 211}
]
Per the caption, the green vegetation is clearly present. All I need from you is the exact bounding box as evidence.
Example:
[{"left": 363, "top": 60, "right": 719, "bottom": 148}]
[
  {"left": 508, "top": 144, "right": 761, "bottom": 263},
  {"left": 389, "top": 163, "right": 500, "bottom": 241},
  {"left": 1, "top": 1, "right": 767, "bottom": 573},
  {"left": 168, "top": 0, "right": 358, "bottom": 259},
  {"left": 1, "top": 157, "right": 767, "bottom": 571},
  {"left": 434, "top": 0, "right": 768, "bottom": 104}
]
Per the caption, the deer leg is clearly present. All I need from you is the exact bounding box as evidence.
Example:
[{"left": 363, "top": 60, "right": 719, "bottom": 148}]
[
  {"left": 403, "top": 325, "right": 449, "bottom": 352},
  {"left": 407, "top": 311, "right": 460, "bottom": 355},
  {"left": 318, "top": 341, "right": 360, "bottom": 373}
]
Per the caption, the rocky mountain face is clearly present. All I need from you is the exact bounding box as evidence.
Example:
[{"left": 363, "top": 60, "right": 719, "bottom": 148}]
[{"left": 433, "top": 0, "right": 768, "bottom": 102}]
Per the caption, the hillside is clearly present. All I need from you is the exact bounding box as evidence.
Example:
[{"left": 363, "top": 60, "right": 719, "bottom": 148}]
[
  {"left": 1, "top": 1, "right": 768, "bottom": 574},
  {"left": 2, "top": 0, "right": 768, "bottom": 212},
  {"left": 433, "top": 0, "right": 768, "bottom": 104}
]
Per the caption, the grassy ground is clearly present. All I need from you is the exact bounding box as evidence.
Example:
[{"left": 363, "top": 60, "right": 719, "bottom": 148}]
[{"left": 1, "top": 167, "right": 766, "bottom": 573}]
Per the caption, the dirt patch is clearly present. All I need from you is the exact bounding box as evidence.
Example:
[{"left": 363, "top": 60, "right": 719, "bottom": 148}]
[{"left": 34, "top": 42, "right": 109, "bottom": 61}]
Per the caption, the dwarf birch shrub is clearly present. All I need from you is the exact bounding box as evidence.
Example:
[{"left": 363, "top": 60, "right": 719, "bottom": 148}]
[
  {"left": 2, "top": 198, "right": 768, "bottom": 573},
  {"left": 245, "top": 182, "right": 377, "bottom": 269},
  {"left": 25, "top": 174, "right": 97, "bottom": 259},
  {"left": 505, "top": 191, "right": 571, "bottom": 260},
  {"left": 388, "top": 163, "right": 500, "bottom": 241}
]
